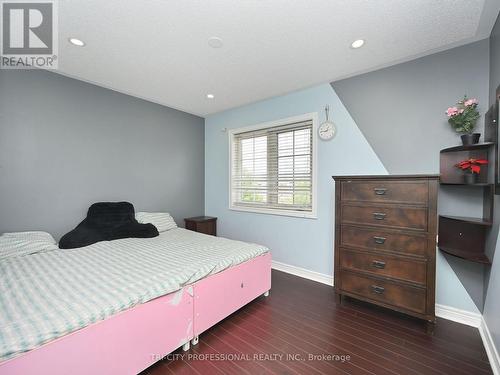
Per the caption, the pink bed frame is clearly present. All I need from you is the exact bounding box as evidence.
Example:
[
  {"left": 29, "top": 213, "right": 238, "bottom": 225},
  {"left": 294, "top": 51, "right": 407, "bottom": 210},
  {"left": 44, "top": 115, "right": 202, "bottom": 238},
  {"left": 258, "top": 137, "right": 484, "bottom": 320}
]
[{"left": 0, "top": 252, "right": 271, "bottom": 375}]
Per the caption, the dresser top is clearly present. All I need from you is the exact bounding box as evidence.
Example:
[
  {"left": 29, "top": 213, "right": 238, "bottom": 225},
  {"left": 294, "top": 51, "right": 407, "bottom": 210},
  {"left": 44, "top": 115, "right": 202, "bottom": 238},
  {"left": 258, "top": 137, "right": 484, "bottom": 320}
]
[{"left": 332, "top": 174, "right": 439, "bottom": 181}]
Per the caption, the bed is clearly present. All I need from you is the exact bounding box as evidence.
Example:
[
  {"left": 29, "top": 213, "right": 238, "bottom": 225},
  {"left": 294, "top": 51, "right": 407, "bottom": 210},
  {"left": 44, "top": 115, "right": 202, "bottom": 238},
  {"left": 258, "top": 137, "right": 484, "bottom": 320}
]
[{"left": 0, "top": 228, "right": 271, "bottom": 374}]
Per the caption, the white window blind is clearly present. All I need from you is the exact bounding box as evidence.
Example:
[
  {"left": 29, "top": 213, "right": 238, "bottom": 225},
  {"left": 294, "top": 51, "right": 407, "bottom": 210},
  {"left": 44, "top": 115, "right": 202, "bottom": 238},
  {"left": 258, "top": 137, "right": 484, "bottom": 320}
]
[{"left": 230, "top": 118, "right": 314, "bottom": 215}]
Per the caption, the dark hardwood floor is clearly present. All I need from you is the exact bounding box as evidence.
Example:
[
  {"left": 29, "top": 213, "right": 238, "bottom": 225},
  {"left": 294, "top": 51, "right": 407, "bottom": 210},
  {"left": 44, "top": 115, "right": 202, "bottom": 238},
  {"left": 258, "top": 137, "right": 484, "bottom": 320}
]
[{"left": 141, "top": 270, "right": 492, "bottom": 375}]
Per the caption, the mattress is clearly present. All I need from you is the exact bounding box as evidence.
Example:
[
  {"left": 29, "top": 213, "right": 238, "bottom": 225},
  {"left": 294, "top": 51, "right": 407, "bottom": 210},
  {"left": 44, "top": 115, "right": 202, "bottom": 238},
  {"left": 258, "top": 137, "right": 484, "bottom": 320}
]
[{"left": 0, "top": 228, "right": 269, "bottom": 361}]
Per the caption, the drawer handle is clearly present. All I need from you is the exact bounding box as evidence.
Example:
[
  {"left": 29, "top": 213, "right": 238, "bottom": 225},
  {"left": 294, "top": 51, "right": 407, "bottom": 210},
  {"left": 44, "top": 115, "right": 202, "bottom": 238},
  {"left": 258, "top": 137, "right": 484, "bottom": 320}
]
[
  {"left": 374, "top": 188, "right": 387, "bottom": 195},
  {"left": 372, "top": 260, "right": 386, "bottom": 269},
  {"left": 371, "top": 285, "right": 385, "bottom": 294},
  {"left": 373, "top": 212, "right": 386, "bottom": 220},
  {"left": 373, "top": 236, "right": 386, "bottom": 244}
]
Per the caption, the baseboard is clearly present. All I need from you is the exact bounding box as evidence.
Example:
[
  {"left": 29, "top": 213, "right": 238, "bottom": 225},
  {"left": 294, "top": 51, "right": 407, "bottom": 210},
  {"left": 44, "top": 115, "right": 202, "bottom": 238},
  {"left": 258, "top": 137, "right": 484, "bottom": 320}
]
[
  {"left": 435, "top": 304, "right": 482, "bottom": 327},
  {"left": 270, "top": 264, "right": 480, "bottom": 327},
  {"left": 480, "top": 317, "right": 500, "bottom": 375},
  {"left": 431, "top": 305, "right": 500, "bottom": 374},
  {"left": 271, "top": 260, "right": 333, "bottom": 286}
]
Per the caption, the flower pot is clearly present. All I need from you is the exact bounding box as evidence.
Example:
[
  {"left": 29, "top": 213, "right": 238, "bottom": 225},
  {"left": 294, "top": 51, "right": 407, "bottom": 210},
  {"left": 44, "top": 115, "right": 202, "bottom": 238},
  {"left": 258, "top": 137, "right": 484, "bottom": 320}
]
[
  {"left": 461, "top": 133, "right": 480, "bottom": 146},
  {"left": 463, "top": 173, "right": 478, "bottom": 184}
]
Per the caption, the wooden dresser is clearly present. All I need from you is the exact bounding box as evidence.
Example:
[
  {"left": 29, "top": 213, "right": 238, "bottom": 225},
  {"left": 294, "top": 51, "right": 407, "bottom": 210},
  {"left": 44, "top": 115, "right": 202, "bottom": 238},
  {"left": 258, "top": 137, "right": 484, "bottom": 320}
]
[{"left": 333, "top": 175, "right": 438, "bottom": 325}]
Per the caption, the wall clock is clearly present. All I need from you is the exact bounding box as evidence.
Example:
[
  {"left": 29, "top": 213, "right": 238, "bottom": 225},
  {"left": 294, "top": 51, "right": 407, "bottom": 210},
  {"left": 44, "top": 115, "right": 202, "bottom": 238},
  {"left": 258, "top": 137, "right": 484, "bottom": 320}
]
[{"left": 318, "top": 105, "right": 336, "bottom": 141}]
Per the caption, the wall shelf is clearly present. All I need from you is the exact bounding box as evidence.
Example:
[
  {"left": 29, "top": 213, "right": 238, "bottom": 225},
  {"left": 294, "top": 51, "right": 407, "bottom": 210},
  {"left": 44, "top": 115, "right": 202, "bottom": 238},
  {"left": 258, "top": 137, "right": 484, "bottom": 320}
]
[
  {"left": 438, "top": 141, "right": 495, "bottom": 265},
  {"left": 440, "top": 142, "right": 495, "bottom": 153},
  {"left": 438, "top": 215, "right": 491, "bottom": 265},
  {"left": 439, "top": 143, "right": 494, "bottom": 185},
  {"left": 439, "top": 246, "right": 491, "bottom": 265},
  {"left": 439, "top": 215, "right": 492, "bottom": 226}
]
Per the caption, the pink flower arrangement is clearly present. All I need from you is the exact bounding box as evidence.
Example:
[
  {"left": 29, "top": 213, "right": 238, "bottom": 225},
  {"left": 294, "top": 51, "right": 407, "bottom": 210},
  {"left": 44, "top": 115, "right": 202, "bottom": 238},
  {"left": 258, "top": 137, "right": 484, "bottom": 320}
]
[
  {"left": 464, "top": 98, "right": 478, "bottom": 107},
  {"left": 446, "top": 107, "right": 459, "bottom": 117},
  {"left": 445, "top": 96, "right": 480, "bottom": 134}
]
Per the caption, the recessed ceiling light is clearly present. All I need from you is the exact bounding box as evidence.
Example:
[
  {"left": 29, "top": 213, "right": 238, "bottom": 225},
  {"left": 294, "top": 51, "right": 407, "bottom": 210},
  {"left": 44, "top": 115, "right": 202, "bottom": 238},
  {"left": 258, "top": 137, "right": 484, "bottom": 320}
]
[
  {"left": 208, "top": 37, "right": 223, "bottom": 48},
  {"left": 351, "top": 39, "right": 365, "bottom": 49},
  {"left": 206, "top": 94, "right": 215, "bottom": 99},
  {"left": 68, "top": 37, "right": 86, "bottom": 47}
]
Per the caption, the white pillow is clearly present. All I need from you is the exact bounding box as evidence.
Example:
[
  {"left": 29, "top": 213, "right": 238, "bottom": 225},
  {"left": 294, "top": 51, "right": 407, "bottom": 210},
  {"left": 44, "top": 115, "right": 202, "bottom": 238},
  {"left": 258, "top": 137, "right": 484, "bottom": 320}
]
[
  {"left": 135, "top": 212, "right": 177, "bottom": 232},
  {"left": 0, "top": 231, "right": 59, "bottom": 260}
]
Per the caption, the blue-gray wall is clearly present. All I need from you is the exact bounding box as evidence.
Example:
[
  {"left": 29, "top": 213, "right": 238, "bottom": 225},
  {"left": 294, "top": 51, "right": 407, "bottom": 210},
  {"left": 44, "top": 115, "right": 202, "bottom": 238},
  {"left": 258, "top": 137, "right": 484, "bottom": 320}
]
[
  {"left": 0, "top": 70, "right": 205, "bottom": 239},
  {"left": 205, "top": 84, "right": 387, "bottom": 277},
  {"left": 332, "top": 39, "right": 489, "bottom": 175},
  {"left": 332, "top": 40, "right": 491, "bottom": 311},
  {"left": 483, "top": 13, "right": 500, "bottom": 364},
  {"left": 204, "top": 83, "right": 480, "bottom": 313}
]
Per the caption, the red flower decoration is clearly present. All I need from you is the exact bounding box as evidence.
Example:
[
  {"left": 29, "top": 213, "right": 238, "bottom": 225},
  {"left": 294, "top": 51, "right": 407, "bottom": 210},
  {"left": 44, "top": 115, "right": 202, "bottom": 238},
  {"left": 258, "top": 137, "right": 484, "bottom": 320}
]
[{"left": 456, "top": 158, "right": 488, "bottom": 174}]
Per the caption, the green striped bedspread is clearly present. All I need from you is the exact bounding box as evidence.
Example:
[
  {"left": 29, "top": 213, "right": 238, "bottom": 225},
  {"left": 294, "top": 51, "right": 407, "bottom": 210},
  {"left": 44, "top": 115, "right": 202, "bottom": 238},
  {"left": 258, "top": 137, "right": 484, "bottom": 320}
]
[{"left": 0, "top": 228, "right": 269, "bottom": 361}]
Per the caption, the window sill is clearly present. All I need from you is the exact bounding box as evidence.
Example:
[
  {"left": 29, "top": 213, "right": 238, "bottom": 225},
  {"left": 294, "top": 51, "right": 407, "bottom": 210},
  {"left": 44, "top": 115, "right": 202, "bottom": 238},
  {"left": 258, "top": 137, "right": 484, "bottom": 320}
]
[{"left": 229, "top": 205, "right": 318, "bottom": 219}]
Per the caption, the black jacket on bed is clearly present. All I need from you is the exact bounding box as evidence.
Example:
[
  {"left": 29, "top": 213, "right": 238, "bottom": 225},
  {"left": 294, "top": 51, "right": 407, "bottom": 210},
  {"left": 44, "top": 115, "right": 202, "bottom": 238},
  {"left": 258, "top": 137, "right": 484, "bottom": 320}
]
[{"left": 59, "top": 202, "right": 159, "bottom": 249}]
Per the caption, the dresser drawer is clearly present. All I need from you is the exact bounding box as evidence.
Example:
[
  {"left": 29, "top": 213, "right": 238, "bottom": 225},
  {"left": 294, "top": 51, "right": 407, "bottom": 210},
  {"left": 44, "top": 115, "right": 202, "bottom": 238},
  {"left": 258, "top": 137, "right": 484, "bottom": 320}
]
[
  {"left": 340, "top": 271, "right": 426, "bottom": 314},
  {"left": 341, "top": 225, "right": 428, "bottom": 257},
  {"left": 340, "top": 248, "right": 427, "bottom": 285},
  {"left": 341, "top": 204, "right": 428, "bottom": 231},
  {"left": 341, "top": 180, "right": 428, "bottom": 205}
]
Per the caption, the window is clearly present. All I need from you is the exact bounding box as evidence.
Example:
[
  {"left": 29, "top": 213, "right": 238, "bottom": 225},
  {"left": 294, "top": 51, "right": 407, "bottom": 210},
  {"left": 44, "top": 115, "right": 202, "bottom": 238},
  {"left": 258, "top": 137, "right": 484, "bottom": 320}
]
[{"left": 229, "top": 113, "right": 317, "bottom": 218}]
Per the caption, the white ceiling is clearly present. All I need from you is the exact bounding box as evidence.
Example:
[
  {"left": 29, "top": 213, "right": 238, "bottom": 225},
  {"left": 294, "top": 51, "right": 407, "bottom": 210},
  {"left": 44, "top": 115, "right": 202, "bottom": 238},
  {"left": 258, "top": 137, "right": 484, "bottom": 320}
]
[{"left": 56, "top": 0, "right": 500, "bottom": 116}]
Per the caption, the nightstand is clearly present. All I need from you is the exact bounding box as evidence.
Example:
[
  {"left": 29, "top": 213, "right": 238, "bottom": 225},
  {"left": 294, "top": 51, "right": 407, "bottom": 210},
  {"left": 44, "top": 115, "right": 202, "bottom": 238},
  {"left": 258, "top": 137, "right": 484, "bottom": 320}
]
[{"left": 184, "top": 216, "right": 217, "bottom": 236}]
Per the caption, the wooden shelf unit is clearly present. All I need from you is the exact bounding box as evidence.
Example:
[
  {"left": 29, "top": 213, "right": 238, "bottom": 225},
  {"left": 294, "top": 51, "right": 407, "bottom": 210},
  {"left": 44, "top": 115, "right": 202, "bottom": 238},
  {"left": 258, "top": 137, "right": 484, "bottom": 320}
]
[
  {"left": 438, "top": 143, "right": 494, "bottom": 264},
  {"left": 440, "top": 142, "right": 495, "bottom": 153},
  {"left": 439, "top": 214, "right": 492, "bottom": 226},
  {"left": 439, "top": 246, "right": 491, "bottom": 264},
  {"left": 439, "top": 143, "right": 495, "bottom": 185}
]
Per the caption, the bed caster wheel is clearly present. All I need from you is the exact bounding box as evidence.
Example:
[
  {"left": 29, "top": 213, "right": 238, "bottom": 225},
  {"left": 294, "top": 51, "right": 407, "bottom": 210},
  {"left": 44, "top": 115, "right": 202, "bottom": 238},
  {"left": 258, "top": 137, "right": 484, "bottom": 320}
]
[
  {"left": 192, "top": 336, "right": 199, "bottom": 346},
  {"left": 182, "top": 342, "right": 190, "bottom": 351},
  {"left": 263, "top": 290, "right": 270, "bottom": 297}
]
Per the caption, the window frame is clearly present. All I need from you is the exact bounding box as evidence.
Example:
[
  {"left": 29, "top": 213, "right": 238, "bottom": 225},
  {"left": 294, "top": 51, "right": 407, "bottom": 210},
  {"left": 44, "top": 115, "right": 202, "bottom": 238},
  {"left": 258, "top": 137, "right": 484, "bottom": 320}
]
[{"left": 228, "top": 112, "right": 318, "bottom": 219}]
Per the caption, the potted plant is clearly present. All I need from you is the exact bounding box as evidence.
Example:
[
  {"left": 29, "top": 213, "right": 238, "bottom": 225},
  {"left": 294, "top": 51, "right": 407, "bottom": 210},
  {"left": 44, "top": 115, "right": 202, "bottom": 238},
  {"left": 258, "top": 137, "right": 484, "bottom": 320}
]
[
  {"left": 455, "top": 158, "right": 488, "bottom": 184},
  {"left": 446, "top": 96, "right": 481, "bottom": 145}
]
